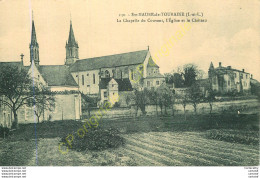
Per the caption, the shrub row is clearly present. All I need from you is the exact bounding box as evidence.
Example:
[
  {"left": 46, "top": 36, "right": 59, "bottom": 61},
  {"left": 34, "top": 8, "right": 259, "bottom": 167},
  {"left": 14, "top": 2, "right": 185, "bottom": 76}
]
[{"left": 205, "top": 129, "right": 259, "bottom": 146}]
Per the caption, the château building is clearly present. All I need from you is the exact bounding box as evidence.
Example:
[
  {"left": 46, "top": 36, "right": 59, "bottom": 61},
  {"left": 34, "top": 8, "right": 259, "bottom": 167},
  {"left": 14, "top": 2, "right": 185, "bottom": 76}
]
[{"left": 208, "top": 62, "right": 251, "bottom": 94}]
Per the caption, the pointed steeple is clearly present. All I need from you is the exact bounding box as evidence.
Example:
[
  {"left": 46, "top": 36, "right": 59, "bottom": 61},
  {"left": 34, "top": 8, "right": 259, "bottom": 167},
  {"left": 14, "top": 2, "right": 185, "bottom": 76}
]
[
  {"left": 29, "top": 14, "right": 40, "bottom": 66},
  {"left": 68, "top": 20, "right": 78, "bottom": 47},
  {"left": 209, "top": 62, "right": 214, "bottom": 70},
  {"left": 65, "top": 18, "right": 79, "bottom": 65},
  {"left": 31, "top": 19, "right": 38, "bottom": 46}
]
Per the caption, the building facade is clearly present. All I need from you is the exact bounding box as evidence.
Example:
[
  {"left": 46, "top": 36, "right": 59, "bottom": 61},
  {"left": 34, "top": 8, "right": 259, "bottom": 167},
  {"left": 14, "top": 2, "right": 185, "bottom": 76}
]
[
  {"left": 208, "top": 62, "right": 251, "bottom": 94},
  {"left": 0, "top": 17, "right": 164, "bottom": 126}
]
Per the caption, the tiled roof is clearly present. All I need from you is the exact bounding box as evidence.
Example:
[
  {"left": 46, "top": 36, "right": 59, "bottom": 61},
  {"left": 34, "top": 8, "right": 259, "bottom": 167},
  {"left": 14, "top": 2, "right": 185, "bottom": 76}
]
[
  {"left": 70, "top": 50, "right": 148, "bottom": 72},
  {"left": 38, "top": 65, "right": 78, "bottom": 86}
]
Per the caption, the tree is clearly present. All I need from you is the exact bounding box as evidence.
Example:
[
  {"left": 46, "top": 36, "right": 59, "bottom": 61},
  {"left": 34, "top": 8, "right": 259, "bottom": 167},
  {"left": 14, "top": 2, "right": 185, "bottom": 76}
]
[
  {"left": 133, "top": 88, "right": 148, "bottom": 116},
  {"left": 157, "top": 84, "right": 175, "bottom": 116},
  {"left": 148, "top": 88, "right": 159, "bottom": 116},
  {"left": 205, "top": 88, "right": 216, "bottom": 114},
  {"left": 178, "top": 64, "right": 205, "bottom": 87},
  {"left": 176, "top": 93, "right": 190, "bottom": 120},
  {"left": 172, "top": 73, "right": 184, "bottom": 88},
  {"left": 189, "top": 83, "right": 203, "bottom": 114},
  {"left": 27, "top": 89, "right": 55, "bottom": 123},
  {"left": 0, "top": 65, "right": 54, "bottom": 128},
  {"left": 164, "top": 72, "right": 184, "bottom": 88}
]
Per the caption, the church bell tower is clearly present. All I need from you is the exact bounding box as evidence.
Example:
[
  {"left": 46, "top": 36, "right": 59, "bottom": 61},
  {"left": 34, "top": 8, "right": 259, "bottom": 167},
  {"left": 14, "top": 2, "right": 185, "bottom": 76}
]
[
  {"left": 65, "top": 20, "right": 79, "bottom": 65},
  {"left": 29, "top": 17, "right": 40, "bottom": 66}
]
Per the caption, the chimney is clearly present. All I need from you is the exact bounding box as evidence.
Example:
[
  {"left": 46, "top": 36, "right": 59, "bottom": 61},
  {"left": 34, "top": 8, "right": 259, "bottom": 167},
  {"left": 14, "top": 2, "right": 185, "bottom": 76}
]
[
  {"left": 251, "top": 74, "right": 253, "bottom": 79},
  {"left": 219, "top": 62, "right": 222, "bottom": 67},
  {"left": 20, "top": 53, "right": 24, "bottom": 66},
  {"left": 227, "top": 66, "right": 231, "bottom": 69},
  {"left": 242, "top": 69, "right": 245, "bottom": 72}
]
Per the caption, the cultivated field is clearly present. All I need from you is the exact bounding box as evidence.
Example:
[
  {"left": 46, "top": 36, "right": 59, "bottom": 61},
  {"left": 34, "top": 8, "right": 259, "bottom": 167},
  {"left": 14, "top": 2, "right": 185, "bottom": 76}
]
[
  {"left": 1, "top": 131, "right": 256, "bottom": 166},
  {"left": 0, "top": 109, "right": 259, "bottom": 166}
]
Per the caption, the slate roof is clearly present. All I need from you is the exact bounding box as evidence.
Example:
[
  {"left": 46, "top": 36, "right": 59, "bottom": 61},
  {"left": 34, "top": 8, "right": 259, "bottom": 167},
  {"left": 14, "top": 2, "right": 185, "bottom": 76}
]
[
  {"left": 147, "top": 57, "right": 159, "bottom": 68},
  {"left": 215, "top": 66, "right": 250, "bottom": 74},
  {"left": 0, "top": 61, "right": 22, "bottom": 68},
  {"left": 70, "top": 50, "right": 148, "bottom": 72},
  {"left": 38, "top": 65, "right": 78, "bottom": 86},
  {"left": 145, "top": 72, "right": 164, "bottom": 79}
]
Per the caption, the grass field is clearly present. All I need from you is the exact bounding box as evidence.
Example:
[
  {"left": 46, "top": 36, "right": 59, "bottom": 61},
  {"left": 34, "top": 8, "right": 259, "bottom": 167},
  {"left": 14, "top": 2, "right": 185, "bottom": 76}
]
[{"left": 0, "top": 113, "right": 259, "bottom": 166}]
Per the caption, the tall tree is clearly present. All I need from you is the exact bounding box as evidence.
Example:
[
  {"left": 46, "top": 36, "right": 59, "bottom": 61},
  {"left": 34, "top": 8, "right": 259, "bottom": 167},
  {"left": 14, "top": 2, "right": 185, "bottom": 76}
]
[
  {"left": 204, "top": 88, "right": 216, "bottom": 114},
  {"left": 157, "top": 84, "right": 175, "bottom": 116},
  {"left": 178, "top": 64, "right": 205, "bottom": 87},
  {"left": 148, "top": 88, "right": 159, "bottom": 116},
  {"left": 176, "top": 93, "right": 190, "bottom": 120},
  {"left": 133, "top": 88, "right": 148, "bottom": 116},
  {"left": 189, "top": 83, "right": 203, "bottom": 114},
  {"left": 0, "top": 65, "right": 54, "bottom": 128}
]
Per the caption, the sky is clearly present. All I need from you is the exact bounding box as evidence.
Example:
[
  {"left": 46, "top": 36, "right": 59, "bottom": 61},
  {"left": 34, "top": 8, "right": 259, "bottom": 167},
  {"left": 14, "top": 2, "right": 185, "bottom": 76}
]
[{"left": 0, "top": 0, "right": 259, "bottom": 80}]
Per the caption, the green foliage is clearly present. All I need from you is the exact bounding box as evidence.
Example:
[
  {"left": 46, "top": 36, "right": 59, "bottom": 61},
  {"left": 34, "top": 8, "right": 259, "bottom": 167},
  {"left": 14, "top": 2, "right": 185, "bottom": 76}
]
[
  {"left": 156, "top": 83, "right": 175, "bottom": 115},
  {"left": 164, "top": 73, "right": 184, "bottom": 88},
  {"left": 61, "top": 128, "right": 125, "bottom": 151},
  {"left": 113, "top": 102, "right": 120, "bottom": 108},
  {"left": 189, "top": 83, "right": 203, "bottom": 113},
  {"left": 205, "top": 129, "right": 259, "bottom": 146},
  {"left": 0, "top": 125, "right": 10, "bottom": 138},
  {"left": 133, "top": 88, "right": 149, "bottom": 115},
  {"left": 0, "top": 65, "right": 55, "bottom": 128}
]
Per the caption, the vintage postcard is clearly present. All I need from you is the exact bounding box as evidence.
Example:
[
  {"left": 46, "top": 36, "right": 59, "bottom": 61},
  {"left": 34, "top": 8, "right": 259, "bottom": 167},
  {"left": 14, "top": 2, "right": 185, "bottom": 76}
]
[{"left": 0, "top": 0, "right": 259, "bottom": 177}]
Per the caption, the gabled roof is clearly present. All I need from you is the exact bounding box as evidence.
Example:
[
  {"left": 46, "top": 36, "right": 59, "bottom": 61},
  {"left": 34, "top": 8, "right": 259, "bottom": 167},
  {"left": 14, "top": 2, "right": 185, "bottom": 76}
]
[
  {"left": 38, "top": 65, "right": 77, "bottom": 86},
  {"left": 147, "top": 57, "right": 159, "bottom": 68},
  {"left": 70, "top": 50, "right": 148, "bottom": 72}
]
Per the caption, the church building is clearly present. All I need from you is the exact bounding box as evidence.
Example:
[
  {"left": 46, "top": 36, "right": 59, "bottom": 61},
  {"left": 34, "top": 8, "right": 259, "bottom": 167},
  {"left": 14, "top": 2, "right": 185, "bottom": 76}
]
[{"left": 0, "top": 17, "right": 165, "bottom": 126}]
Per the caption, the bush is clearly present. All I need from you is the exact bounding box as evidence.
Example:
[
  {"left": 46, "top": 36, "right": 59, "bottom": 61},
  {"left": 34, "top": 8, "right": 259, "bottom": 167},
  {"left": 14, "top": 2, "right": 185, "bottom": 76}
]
[
  {"left": 113, "top": 102, "right": 120, "bottom": 108},
  {"left": 205, "top": 129, "right": 259, "bottom": 146},
  {"left": 0, "top": 125, "right": 10, "bottom": 138},
  {"left": 60, "top": 128, "right": 125, "bottom": 151}
]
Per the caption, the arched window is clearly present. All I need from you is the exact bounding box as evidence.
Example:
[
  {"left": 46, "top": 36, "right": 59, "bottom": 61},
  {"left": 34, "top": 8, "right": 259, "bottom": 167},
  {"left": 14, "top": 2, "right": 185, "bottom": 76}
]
[
  {"left": 130, "top": 69, "right": 134, "bottom": 80},
  {"left": 112, "top": 69, "right": 115, "bottom": 77},
  {"left": 105, "top": 70, "right": 110, "bottom": 78},
  {"left": 118, "top": 70, "right": 123, "bottom": 79}
]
